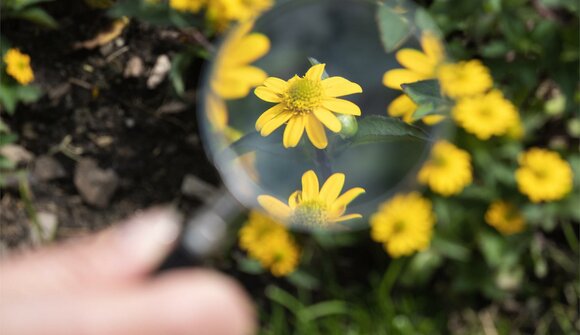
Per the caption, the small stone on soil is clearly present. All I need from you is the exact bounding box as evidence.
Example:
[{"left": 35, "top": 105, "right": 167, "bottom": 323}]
[
  {"left": 147, "top": 55, "right": 171, "bottom": 89},
  {"left": 33, "top": 155, "right": 66, "bottom": 182},
  {"left": 124, "top": 56, "right": 144, "bottom": 78},
  {"left": 74, "top": 158, "right": 119, "bottom": 208}
]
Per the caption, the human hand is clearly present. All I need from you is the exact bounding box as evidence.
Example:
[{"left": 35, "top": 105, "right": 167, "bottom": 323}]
[{"left": 0, "top": 209, "right": 256, "bottom": 335}]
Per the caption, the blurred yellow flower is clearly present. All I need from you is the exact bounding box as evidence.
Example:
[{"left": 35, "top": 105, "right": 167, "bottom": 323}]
[
  {"left": 258, "top": 170, "right": 365, "bottom": 226},
  {"left": 438, "top": 60, "right": 492, "bottom": 98},
  {"left": 169, "top": 0, "right": 204, "bottom": 13},
  {"left": 418, "top": 141, "right": 472, "bottom": 196},
  {"left": 206, "top": 0, "right": 272, "bottom": 32},
  {"left": 452, "top": 90, "right": 519, "bottom": 140},
  {"left": 3, "top": 48, "right": 34, "bottom": 85},
  {"left": 485, "top": 201, "right": 526, "bottom": 235},
  {"left": 239, "top": 211, "right": 300, "bottom": 276},
  {"left": 515, "top": 148, "right": 573, "bottom": 203},
  {"left": 370, "top": 192, "right": 436, "bottom": 258},
  {"left": 383, "top": 32, "right": 445, "bottom": 125},
  {"left": 255, "top": 64, "right": 362, "bottom": 149},
  {"left": 212, "top": 21, "right": 269, "bottom": 100}
]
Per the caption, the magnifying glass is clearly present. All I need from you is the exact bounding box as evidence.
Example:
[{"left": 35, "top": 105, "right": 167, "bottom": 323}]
[{"left": 161, "top": 0, "right": 447, "bottom": 269}]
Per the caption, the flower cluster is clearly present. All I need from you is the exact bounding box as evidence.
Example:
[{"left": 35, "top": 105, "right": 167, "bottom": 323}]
[
  {"left": 418, "top": 141, "right": 472, "bottom": 196},
  {"left": 239, "top": 211, "right": 300, "bottom": 276},
  {"left": 370, "top": 192, "right": 436, "bottom": 257},
  {"left": 485, "top": 201, "right": 526, "bottom": 235},
  {"left": 3, "top": 48, "right": 34, "bottom": 85},
  {"left": 169, "top": 0, "right": 272, "bottom": 31}
]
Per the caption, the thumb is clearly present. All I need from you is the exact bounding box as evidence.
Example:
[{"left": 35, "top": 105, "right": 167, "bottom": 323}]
[{"left": 1, "top": 208, "right": 181, "bottom": 295}]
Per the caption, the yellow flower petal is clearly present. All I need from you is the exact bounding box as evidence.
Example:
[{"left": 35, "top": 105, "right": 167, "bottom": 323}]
[
  {"left": 288, "top": 191, "right": 301, "bottom": 209},
  {"left": 319, "top": 173, "right": 345, "bottom": 205},
  {"left": 260, "top": 111, "right": 292, "bottom": 136},
  {"left": 257, "top": 195, "right": 292, "bottom": 219},
  {"left": 396, "top": 49, "right": 435, "bottom": 76},
  {"left": 283, "top": 115, "right": 306, "bottom": 148},
  {"left": 215, "top": 66, "right": 268, "bottom": 99},
  {"left": 304, "top": 63, "right": 326, "bottom": 80},
  {"left": 313, "top": 108, "right": 342, "bottom": 132},
  {"left": 382, "top": 69, "right": 426, "bottom": 90},
  {"left": 305, "top": 115, "right": 328, "bottom": 149},
  {"left": 224, "top": 33, "right": 270, "bottom": 66},
  {"left": 301, "top": 170, "right": 319, "bottom": 201},
  {"left": 421, "top": 32, "right": 445, "bottom": 65},
  {"left": 321, "top": 77, "right": 363, "bottom": 97},
  {"left": 255, "top": 104, "right": 286, "bottom": 131},
  {"left": 255, "top": 86, "right": 282, "bottom": 102},
  {"left": 387, "top": 94, "right": 416, "bottom": 122},
  {"left": 321, "top": 98, "right": 361, "bottom": 116},
  {"left": 263, "top": 77, "right": 289, "bottom": 94},
  {"left": 331, "top": 187, "right": 365, "bottom": 212}
]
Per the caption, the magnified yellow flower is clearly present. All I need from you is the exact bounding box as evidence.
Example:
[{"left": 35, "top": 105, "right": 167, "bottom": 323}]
[
  {"left": 258, "top": 170, "right": 365, "bottom": 226},
  {"left": 515, "top": 148, "right": 573, "bottom": 203},
  {"left": 169, "top": 0, "right": 204, "bottom": 13},
  {"left": 212, "top": 22, "right": 269, "bottom": 100},
  {"left": 485, "top": 201, "right": 526, "bottom": 235},
  {"left": 239, "top": 211, "right": 300, "bottom": 277},
  {"left": 370, "top": 192, "right": 436, "bottom": 258},
  {"left": 383, "top": 32, "right": 445, "bottom": 125},
  {"left": 418, "top": 141, "right": 472, "bottom": 196},
  {"left": 255, "top": 64, "right": 362, "bottom": 149},
  {"left": 453, "top": 90, "right": 519, "bottom": 140},
  {"left": 438, "top": 60, "right": 492, "bottom": 98},
  {"left": 3, "top": 48, "right": 34, "bottom": 85}
]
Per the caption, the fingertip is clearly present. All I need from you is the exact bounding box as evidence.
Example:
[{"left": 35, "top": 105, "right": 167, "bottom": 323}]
[{"left": 152, "top": 269, "right": 257, "bottom": 335}]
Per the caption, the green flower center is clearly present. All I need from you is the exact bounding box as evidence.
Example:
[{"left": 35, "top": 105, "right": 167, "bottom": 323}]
[
  {"left": 285, "top": 78, "right": 322, "bottom": 114},
  {"left": 290, "top": 201, "right": 327, "bottom": 226}
]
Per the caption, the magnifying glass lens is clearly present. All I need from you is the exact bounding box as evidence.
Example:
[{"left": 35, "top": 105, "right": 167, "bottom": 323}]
[{"left": 201, "top": 0, "right": 446, "bottom": 231}]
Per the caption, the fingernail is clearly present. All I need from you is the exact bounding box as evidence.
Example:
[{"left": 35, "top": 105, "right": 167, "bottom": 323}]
[{"left": 117, "top": 208, "right": 182, "bottom": 264}]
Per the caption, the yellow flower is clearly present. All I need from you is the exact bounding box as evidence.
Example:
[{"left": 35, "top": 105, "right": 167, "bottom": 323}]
[
  {"left": 239, "top": 211, "right": 300, "bottom": 276},
  {"left": 211, "top": 21, "right": 269, "bottom": 100},
  {"left": 418, "top": 141, "right": 472, "bottom": 196},
  {"left": 383, "top": 32, "right": 445, "bottom": 90},
  {"left": 438, "top": 60, "right": 493, "bottom": 98},
  {"left": 258, "top": 170, "right": 365, "bottom": 226},
  {"left": 254, "top": 64, "right": 363, "bottom": 149},
  {"left": 388, "top": 94, "right": 445, "bottom": 125},
  {"left": 206, "top": 0, "right": 272, "bottom": 32},
  {"left": 370, "top": 192, "right": 436, "bottom": 258},
  {"left": 485, "top": 201, "right": 526, "bottom": 235},
  {"left": 383, "top": 32, "right": 445, "bottom": 125},
  {"left": 515, "top": 148, "right": 573, "bottom": 203},
  {"left": 3, "top": 48, "right": 34, "bottom": 85},
  {"left": 452, "top": 90, "right": 519, "bottom": 140},
  {"left": 169, "top": 0, "right": 204, "bottom": 13}
]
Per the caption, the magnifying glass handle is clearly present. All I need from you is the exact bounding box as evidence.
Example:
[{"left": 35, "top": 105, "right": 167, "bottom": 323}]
[{"left": 157, "top": 188, "right": 243, "bottom": 272}]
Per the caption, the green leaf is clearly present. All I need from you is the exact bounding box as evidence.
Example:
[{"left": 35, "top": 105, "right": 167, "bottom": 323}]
[
  {"left": 0, "top": 83, "right": 17, "bottom": 114},
  {"left": 432, "top": 235, "right": 471, "bottom": 261},
  {"left": 236, "top": 256, "right": 265, "bottom": 275},
  {"left": 298, "top": 300, "right": 348, "bottom": 322},
  {"left": 13, "top": 7, "right": 58, "bottom": 28},
  {"left": 287, "top": 270, "right": 320, "bottom": 290},
  {"left": 350, "top": 115, "right": 430, "bottom": 145},
  {"left": 401, "top": 79, "right": 444, "bottom": 105},
  {"left": 0, "top": 133, "right": 17, "bottom": 146},
  {"left": 226, "top": 130, "right": 284, "bottom": 157},
  {"left": 16, "top": 84, "right": 42, "bottom": 102},
  {"left": 265, "top": 285, "right": 303, "bottom": 314},
  {"left": 169, "top": 52, "right": 193, "bottom": 96},
  {"left": 414, "top": 7, "right": 441, "bottom": 35},
  {"left": 376, "top": 2, "right": 411, "bottom": 53}
]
